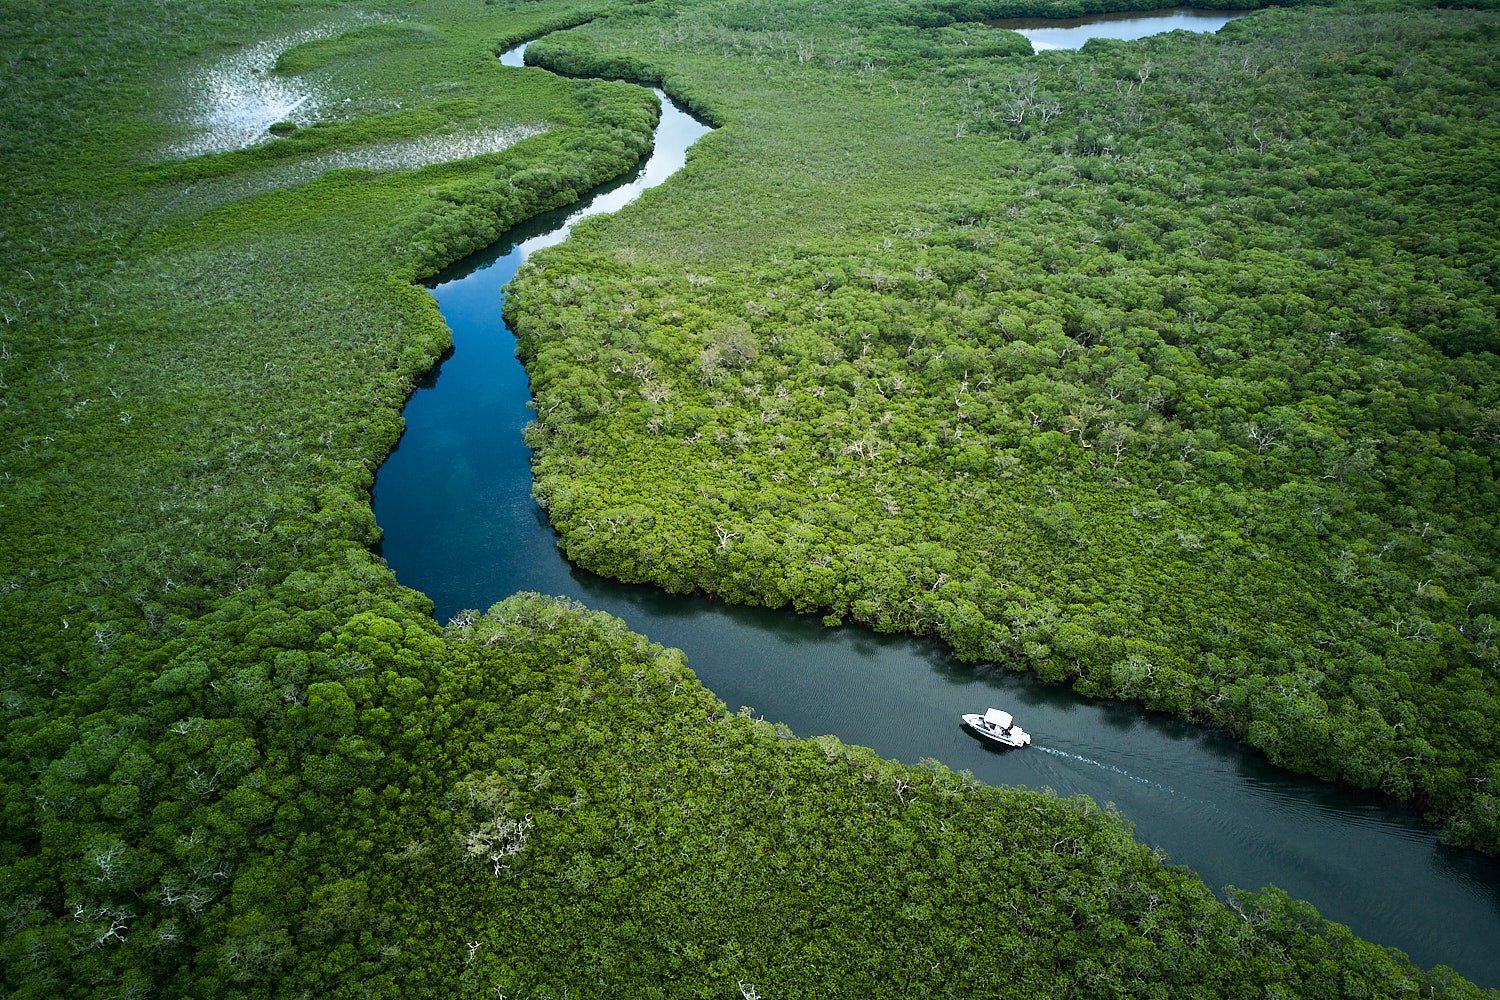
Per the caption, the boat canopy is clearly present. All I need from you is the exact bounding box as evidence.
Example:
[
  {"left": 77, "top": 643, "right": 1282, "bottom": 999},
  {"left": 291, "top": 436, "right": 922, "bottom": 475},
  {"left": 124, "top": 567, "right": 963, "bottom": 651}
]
[{"left": 983, "top": 708, "right": 1014, "bottom": 729}]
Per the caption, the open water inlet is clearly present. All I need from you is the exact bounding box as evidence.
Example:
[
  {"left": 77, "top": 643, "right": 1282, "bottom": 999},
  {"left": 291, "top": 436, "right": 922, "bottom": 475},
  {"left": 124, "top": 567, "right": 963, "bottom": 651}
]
[{"left": 373, "top": 34, "right": 1500, "bottom": 986}]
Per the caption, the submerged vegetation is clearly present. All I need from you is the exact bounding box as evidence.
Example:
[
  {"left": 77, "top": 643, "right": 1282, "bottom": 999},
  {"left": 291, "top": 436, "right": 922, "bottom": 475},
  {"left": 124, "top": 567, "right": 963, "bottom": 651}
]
[{"left": 0, "top": 0, "right": 1496, "bottom": 995}]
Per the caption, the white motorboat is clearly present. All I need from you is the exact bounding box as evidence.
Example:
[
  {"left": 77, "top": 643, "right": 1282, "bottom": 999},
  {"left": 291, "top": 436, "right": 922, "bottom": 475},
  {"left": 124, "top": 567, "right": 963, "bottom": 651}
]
[{"left": 962, "top": 707, "right": 1032, "bottom": 748}]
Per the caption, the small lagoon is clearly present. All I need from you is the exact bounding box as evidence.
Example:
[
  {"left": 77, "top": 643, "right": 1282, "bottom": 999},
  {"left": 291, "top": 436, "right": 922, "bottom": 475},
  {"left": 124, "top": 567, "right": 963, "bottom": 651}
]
[{"left": 990, "top": 6, "right": 1250, "bottom": 51}]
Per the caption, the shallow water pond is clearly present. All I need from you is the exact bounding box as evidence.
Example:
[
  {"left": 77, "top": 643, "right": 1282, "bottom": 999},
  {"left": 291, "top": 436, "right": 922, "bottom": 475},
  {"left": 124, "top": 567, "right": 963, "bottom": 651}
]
[{"left": 990, "top": 6, "right": 1249, "bottom": 51}]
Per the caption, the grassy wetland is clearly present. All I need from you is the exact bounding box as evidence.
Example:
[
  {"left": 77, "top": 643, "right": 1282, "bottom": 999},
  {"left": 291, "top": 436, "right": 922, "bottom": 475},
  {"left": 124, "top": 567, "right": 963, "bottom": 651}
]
[{"left": 2, "top": 0, "right": 1499, "bottom": 996}]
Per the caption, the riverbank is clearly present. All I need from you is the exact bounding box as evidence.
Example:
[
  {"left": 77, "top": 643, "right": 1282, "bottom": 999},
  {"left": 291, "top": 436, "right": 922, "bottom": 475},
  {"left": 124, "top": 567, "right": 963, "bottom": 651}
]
[
  {"left": 512, "top": 0, "right": 1500, "bottom": 855},
  {"left": 4, "top": 0, "right": 1497, "bottom": 994},
  {"left": 379, "top": 139, "right": 1500, "bottom": 981}
]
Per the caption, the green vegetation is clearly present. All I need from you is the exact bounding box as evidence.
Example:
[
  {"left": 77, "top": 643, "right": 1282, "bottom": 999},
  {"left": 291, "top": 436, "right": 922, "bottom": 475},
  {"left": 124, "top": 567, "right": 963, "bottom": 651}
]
[
  {"left": 510, "top": 0, "right": 1500, "bottom": 849},
  {"left": 1, "top": 0, "right": 1496, "bottom": 995}
]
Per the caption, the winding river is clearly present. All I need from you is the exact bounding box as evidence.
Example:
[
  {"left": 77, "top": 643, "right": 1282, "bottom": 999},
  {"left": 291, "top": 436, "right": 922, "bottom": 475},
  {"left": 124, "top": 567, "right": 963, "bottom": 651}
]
[{"left": 373, "top": 34, "right": 1500, "bottom": 986}]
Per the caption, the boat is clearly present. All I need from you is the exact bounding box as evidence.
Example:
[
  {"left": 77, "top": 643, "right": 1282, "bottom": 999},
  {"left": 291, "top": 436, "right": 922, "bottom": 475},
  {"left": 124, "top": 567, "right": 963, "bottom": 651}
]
[{"left": 962, "top": 707, "right": 1032, "bottom": 748}]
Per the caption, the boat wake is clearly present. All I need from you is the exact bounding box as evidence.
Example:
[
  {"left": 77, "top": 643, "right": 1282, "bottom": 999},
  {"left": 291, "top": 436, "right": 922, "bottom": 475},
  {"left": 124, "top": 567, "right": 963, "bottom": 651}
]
[{"left": 1035, "top": 746, "right": 1176, "bottom": 795}]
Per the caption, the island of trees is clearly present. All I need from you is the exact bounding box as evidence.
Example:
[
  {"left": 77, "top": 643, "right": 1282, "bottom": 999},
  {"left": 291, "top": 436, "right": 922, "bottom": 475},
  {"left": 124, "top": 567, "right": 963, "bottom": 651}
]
[{"left": 1, "top": 0, "right": 1496, "bottom": 995}]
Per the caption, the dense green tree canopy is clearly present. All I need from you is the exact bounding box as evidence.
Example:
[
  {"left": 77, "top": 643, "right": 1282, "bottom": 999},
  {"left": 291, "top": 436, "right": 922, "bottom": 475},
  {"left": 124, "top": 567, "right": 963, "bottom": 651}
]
[
  {"left": 510, "top": 0, "right": 1500, "bottom": 849},
  {"left": 1, "top": 0, "right": 1497, "bottom": 995}
]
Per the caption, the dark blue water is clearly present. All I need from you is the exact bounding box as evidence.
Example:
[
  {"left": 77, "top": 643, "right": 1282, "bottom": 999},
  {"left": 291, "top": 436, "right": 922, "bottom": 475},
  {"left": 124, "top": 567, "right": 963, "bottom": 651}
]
[
  {"left": 990, "top": 6, "right": 1248, "bottom": 51},
  {"left": 372, "top": 43, "right": 1500, "bottom": 986}
]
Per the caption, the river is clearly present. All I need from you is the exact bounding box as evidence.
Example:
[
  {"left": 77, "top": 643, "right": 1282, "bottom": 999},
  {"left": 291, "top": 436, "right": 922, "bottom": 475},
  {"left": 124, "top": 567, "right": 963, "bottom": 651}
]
[{"left": 372, "top": 34, "right": 1500, "bottom": 986}]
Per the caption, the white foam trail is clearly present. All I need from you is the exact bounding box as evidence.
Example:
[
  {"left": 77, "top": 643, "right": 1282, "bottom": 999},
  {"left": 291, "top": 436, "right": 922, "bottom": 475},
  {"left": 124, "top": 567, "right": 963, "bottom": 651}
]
[{"left": 1035, "top": 745, "right": 1176, "bottom": 794}]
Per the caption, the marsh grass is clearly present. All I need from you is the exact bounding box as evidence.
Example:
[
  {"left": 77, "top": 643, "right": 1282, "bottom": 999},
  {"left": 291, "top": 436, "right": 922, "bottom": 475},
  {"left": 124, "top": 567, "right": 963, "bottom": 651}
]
[
  {"left": 153, "top": 121, "right": 552, "bottom": 220},
  {"left": 161, "top": 15, "right": 395, "bottom": 158}
]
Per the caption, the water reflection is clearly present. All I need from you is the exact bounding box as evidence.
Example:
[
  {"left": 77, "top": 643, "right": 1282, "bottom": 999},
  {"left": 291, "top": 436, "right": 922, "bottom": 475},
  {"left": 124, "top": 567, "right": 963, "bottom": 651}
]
[{"left": 989, "top": 6, "right": 1249, "bottom": 52}]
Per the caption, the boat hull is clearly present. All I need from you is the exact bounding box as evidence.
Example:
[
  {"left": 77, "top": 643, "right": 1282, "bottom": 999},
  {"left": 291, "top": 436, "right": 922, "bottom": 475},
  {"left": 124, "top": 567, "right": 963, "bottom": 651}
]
[{"left": 961, "top": 713, "right": 1031, "bottom": 748}]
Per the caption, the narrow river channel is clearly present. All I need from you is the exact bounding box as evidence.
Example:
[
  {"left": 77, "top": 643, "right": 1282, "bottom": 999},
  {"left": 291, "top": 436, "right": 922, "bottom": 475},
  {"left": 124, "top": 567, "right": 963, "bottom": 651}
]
[{"left": 373, "top": 35, "right": 1500, "bottom": 986}]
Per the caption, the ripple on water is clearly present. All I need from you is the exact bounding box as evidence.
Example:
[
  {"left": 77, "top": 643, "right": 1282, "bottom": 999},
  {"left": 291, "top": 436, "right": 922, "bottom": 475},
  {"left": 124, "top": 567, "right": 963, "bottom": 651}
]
[{"left": 1034, "top": 744, "right": 1179, "bottom": 795}]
